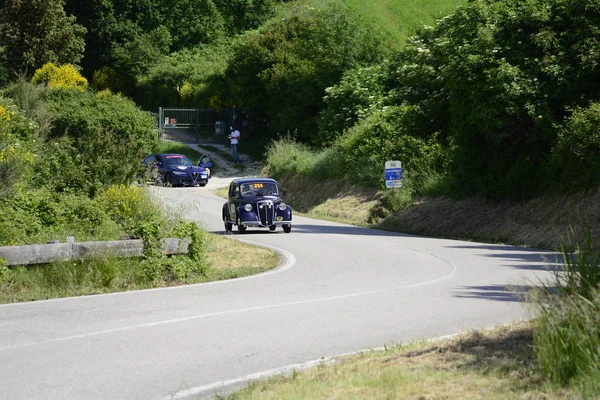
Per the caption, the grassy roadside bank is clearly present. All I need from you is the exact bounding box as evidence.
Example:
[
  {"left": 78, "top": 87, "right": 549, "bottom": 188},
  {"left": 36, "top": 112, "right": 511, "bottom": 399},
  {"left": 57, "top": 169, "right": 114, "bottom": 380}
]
[
  {"left": 275, "top": 174, "right": 600, "bottom": 252},
  {"left": 230, "top": 322, "right": 579, "bottom": 400},
  {"left": 0, "top": 234, "right": 280, "bottom": 304},
  {"left": 214, "top": 174, "right": 599, "bottom": 400}
]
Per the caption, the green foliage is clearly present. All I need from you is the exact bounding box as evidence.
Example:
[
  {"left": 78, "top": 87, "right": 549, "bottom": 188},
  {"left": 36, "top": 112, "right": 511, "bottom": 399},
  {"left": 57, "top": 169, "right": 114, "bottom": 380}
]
[
  {"left": 335, "top": 105, "right": 447, "bottom": 189},
  {"left": 0, "top": 98, "right": 37, "bottom": 199},
  {"left": 111, "top": 26, "right": 172, "bottom": 93},
  {"left": 224, "top": 3, "right": 385, "bottom": 143},
  {"left": 549, "top": 103, "right": 600, "bottom": 192},
  {"left": 31, "top": 63, "right": 88, "bottom": 91},
  {"left": 213, "top": 0, "right": 276, "bottom": 35},
  {"left": 91, "top": 66, "right": 119, "bottom": 92},
  {"left": 264, "top": 134, "right": 344, "bottom": 180},
  {"left": 532, "top": 228, "right": 600, "bottom": 386},
  {"left": 0, "top": 0, "right": 86, "bottom": 76},
  {"left": 34, "top": 87, "right": 158, "bottom": 195},
  {"left": 381, "top": 0, "right": 600, "bottom": 198},
  {"left": 318, "top": 64, "right": 389, "bottom": 145},
  {"left": 135, "top": 41, "right": 233, "bottom": 110},
  {"left": 0, "top": 187, "right": 123, "bottom": 245}
]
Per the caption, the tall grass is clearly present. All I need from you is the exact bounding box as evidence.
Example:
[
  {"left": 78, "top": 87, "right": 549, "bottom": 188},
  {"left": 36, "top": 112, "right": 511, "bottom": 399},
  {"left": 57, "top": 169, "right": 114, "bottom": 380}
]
[
  {"left": 299, "top": 0, "right": 467, "bottom": 50},
  {"left": 264, "top": 136, "right": 344, "bottom": 180},
  {"left": 531, "top": 228, "right": 600, "bottom": 389}
]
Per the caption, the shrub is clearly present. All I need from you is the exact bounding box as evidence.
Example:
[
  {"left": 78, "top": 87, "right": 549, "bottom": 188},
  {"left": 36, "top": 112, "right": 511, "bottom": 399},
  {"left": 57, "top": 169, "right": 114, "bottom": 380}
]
[
  {"left": 91, "top": 66, "right": 120, "bottom": 92},
  {"left": 0, "top": 188, "right": 123, "bottom": 245},
  {"left": 34, "top": 88, "right": 158, "bottom": 195},
  {"left": 97, "top": 184, "right": 162, "bottom": 233},
  {"left": 224, "top": 3, "right": 385, "bottom": 144},
  {"left": 31, "top": 63, "right": 88, "bottom": 91},
  {"left": 0, "top": 98, "right": 37, "bottom": 199},
  {"left": 335, "top": 106, "right": 446, "bottom": 190},
  {"left": 549, "top": 103, "right": 600, "bottom": 192},
  {"left": 318, "top": 64, "right": 389, "bottom": 145},
  {"left": 532, "top": 228, "right": 600, "bottom": 386}
]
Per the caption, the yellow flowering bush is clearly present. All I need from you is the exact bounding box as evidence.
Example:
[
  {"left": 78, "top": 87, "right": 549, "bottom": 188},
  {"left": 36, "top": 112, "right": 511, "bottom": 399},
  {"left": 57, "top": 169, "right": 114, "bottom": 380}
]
[
  {"left": 31, "top": 63, "right": 88, "bottom": 91},
  {"left": 0, "top": 100, "right": 36, "bottom": 198},
  {"left": 178, "top": 81, "right": 201, "bottom": 101},
  {"left": 98, "top": 184, "right": 149, "bottom": 224}
]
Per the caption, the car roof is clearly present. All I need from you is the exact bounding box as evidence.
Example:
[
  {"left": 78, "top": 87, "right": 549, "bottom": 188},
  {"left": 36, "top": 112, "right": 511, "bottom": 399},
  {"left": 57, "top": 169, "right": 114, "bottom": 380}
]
[
  {"left": 156, "top": 153, "right": 189, "bottom": 158},
  {"left": 231, "top": 177, "right": 278, "bottom": 185}
]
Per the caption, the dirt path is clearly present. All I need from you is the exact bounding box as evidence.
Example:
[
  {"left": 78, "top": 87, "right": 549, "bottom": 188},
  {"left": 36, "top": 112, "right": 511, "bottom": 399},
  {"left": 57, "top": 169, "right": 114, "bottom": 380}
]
[{"left": 185, "top": 142, "right": 264, "bottom": 189}]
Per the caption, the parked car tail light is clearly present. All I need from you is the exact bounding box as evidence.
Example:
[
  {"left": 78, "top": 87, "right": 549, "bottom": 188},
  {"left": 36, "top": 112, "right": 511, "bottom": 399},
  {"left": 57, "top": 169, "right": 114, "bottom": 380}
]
[
  {"left": 244, "top": 203, "right": 253, "bottom": 212},
  {"left": 278, "top": 203, "right": 287, "bottom": 211}
]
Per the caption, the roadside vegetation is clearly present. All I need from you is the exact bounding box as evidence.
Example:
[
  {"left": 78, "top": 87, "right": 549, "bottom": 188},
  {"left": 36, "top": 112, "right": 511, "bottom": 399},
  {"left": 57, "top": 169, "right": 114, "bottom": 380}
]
[
  {"left": 2, "top": 0, "right": 600, "bottom": 397},
  {"left": 0, "top": 68, "right": 279, "bottom": 304},
  {"left": 217, "top": 229, "right": 599, "bottom": 399}
]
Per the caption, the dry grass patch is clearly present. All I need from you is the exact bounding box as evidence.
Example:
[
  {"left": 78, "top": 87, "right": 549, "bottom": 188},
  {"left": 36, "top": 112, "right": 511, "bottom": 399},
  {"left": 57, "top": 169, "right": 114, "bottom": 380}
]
[
  {"left": 275, "top": 173, "right": 600, "bottom": 251},
  {"left": 381, "top": 188, "right": 600, "bottom": 250},
  {"left": 205, "top": 234, "right": 280, "bottom": 273},
  {"left": 277, "top": 175, "right": 381, "bottom": 225},
  {"left": 230, "top": 322, "right": 575, "bottom": 400}
]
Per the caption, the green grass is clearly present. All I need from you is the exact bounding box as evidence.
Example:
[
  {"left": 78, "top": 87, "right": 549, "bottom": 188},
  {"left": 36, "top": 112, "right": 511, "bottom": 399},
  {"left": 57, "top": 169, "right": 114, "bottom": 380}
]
[
  {"left": 0, "top": 234, "right": 280, "bottom": 303},
  {"left": 227, "top": 322, "right": 576, "bottom": 400},
  {"left": 156, "top": 141, "right": 204, "bottom": 163},
  {"left": 299, "top": 0, "right": 467, "bottom": 50}
]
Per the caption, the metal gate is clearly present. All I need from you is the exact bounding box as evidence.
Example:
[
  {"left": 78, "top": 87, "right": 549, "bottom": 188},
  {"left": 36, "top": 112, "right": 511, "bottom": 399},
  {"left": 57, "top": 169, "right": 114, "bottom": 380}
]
[{"left": 158, "top": 107, "right": 237, "bottom": 143}]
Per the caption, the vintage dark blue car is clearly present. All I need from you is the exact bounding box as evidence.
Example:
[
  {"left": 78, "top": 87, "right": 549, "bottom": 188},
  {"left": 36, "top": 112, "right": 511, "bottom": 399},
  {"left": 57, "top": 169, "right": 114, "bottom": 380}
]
[
  {"left": 223, "top": 178, "right": 292, "bottom": 233},
  {"left": 142, "top": 153, "right": 211, "bottom": 187}
]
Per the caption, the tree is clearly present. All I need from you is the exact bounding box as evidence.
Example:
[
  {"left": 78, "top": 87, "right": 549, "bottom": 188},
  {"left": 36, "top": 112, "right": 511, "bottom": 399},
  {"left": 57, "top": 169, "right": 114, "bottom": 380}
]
[
  {"left": 224, "top": 4, "right": 384, "bottom": 144},
  {"left": 0, "top": 0, "right": 86, "bottom": 77}
]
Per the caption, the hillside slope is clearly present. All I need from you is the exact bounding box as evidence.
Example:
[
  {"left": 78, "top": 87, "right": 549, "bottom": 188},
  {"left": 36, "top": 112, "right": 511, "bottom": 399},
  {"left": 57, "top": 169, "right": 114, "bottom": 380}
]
[
  {"left": 276, "top": 174, "right": 600, "bottom": 251},
  {"left": 303, "top": 0, "right": 467, "bottom": 50}
]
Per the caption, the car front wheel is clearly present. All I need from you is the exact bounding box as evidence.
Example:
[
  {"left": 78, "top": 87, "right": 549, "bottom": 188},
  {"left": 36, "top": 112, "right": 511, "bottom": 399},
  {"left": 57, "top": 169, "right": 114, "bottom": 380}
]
[
  {"left": 224, "top": 216, "right": 232, "bottom": 233},
  {"left": 237, "top": 218, "right": 246, "bottom": 234},
  {"left": 283, "top": 224, "right": 291, "bottom": 233}
]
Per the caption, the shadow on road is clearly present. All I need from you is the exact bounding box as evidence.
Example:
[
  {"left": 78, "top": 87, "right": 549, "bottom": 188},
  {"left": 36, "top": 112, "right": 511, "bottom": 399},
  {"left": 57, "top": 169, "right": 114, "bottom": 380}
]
[
  {"left": 452, "top": 284, "right": 540, "bottom": 302},
  {"left": 445, "top": 244, "right": 563, "bottom": 272}
]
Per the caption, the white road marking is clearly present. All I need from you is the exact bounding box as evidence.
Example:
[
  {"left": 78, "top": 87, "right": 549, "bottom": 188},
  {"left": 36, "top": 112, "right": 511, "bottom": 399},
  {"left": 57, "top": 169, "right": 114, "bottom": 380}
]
[{"left": 0, "top": 251, "right": 456, "bottom": 352}]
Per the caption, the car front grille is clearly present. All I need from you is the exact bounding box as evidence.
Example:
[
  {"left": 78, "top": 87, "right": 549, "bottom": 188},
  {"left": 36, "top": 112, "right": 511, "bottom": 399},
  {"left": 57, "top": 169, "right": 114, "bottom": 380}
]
[
  {"left": 191, "top": 173, "right": 205, "bottom": 183},
  {"left": 257, "top": 200, "right": 275, "bottom": 226}
]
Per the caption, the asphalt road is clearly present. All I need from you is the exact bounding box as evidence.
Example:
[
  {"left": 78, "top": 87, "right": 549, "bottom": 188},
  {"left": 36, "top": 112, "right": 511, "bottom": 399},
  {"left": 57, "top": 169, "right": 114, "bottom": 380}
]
[{"left": 0, "top": 185, "right": 558, "bottom": 400}]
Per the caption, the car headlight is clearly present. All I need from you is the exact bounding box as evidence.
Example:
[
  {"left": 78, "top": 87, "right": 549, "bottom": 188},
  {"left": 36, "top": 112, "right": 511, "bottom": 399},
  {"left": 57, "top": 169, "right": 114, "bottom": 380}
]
[
  {"left": 278, "top": 202, "right": 287, "bottom": 211},
  {"left": 244, "top": 203, "right": 253, "bottom": 212}
]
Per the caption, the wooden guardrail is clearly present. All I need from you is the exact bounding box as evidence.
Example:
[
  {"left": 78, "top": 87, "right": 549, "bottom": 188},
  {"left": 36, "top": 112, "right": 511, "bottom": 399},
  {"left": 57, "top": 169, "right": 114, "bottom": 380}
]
[{"left": 0, "top": 238, "right": 189, "bottom": 266}]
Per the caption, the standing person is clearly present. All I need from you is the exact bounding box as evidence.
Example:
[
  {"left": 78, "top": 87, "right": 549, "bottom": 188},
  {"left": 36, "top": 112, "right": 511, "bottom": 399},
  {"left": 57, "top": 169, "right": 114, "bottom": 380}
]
[{"left": 229, "top": 126, "right": 241, "bottom": 164}]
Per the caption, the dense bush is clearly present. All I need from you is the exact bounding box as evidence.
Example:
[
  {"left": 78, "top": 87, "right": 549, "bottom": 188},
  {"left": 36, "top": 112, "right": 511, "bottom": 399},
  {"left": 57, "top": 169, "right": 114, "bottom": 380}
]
[
  {"left": 31, "top": 63, "right": 88, "bottom": 91},
  {"left": 135, "top": 42, "right": 233, "bottom": 110},
  {"left": 532, "top": 229, "right": 600, "bottom": 389},
  {"left": 224, "top": 3, "right": 385, "bottom": 143},
  {"left": 0, "top": 98, "right": 37, "bottom": 199},
  {"left": 34, "top": 87, "right": 158, "bottom": 195},
  {"left": 318, "top": 64, "right": 389, "bottom": 145},
  {"left": 335, "top": 105, "right": 447, "bottom": 189},
  {"left": 0, "top": 188, "right": 123, "bottom": 245},
  {"left": 264, "top": 135, "right": 344, "bottom": 181},
  {"left": 386, "top": 0, "right": 600, "bottom": 198},
  {"left": 548, "top": 102, "right": 600, "bottom": 192}
]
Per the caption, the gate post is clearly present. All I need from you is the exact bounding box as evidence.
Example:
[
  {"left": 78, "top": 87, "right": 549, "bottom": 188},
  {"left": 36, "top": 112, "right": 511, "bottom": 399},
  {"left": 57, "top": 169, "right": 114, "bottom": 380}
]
[{"left": 158, "top": 107, "right": 163, "bottom": 139}]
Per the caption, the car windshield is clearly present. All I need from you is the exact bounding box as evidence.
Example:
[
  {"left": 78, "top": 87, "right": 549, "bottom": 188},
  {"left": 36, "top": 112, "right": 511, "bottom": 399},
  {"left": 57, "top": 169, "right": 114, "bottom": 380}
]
[
  {"left": 162, "top": 155, "right": 192, "bottom": 166},
  {"left": 240, "top": 182, "right": 278, "bottom": 197}
]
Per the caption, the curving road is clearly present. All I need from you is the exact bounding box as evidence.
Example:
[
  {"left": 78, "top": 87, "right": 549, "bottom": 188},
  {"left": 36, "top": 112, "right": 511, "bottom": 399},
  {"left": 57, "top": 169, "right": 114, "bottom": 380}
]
[{"left": 0, "top": 185, "right": 558, "bottom": 400}]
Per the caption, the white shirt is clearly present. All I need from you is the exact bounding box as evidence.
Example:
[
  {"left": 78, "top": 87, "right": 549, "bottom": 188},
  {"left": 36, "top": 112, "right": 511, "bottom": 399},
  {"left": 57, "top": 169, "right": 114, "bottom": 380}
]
[{"left": 230, "top": 129, "right": 240, "bottom": 144}]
